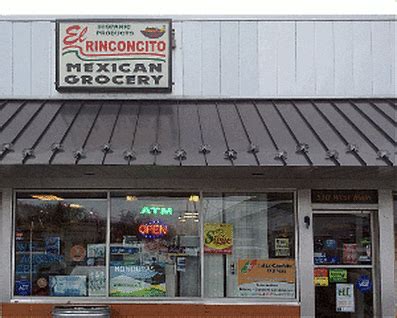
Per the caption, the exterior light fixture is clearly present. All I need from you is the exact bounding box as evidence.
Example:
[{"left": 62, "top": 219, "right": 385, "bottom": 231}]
[
  {"left": 188, "top": 195, "right": 200, "bottom": 202},
  {"left": 126, "top": 195, "right": 137, "bottom": 201},
  {"left": 31, "top": 194, "right": 64, "bottom": 201},
  {"left": 69, "top": 204, "right": 82, "bottom": 209}
]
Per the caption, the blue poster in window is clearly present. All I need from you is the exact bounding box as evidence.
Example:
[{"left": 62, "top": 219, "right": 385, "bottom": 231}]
[
  {"left": 15, "top": 279, "right": 31, "bottom": 296},
  {"left": 324, "top": 239, "right": 337, "bottom": 250},
  {"left": 45, "top": 236, "right": 60, "bottom": 255},
  {"left": 355, "top": 275, "right": 372, "bottom": 293}
]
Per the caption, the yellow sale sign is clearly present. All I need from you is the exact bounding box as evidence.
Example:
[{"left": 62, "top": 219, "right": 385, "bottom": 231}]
[{"left": 204, "top": 223, "right": 233, "bottom": 254}]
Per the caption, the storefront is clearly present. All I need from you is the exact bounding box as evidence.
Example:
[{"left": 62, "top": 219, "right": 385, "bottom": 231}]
[{"left": 0, "top": 16, "right": 395, "bottom": 318}]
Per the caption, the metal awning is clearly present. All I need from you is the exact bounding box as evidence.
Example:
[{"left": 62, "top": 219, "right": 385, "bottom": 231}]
[{"left": 0, "top": 99, "right": 395, "bottom": 166}]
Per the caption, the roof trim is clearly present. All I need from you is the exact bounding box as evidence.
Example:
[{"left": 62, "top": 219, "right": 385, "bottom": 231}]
[
  {"left": 0, "top": 15, "right": 396, "bottom": 22},
  {"left": 0, "top": 99, "right": 395, "bottom": 167}
]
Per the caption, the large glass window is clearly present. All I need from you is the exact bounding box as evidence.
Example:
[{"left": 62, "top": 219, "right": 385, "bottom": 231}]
[
  {"left": 203, "top": 193, "right": 296, "bottom": 299},
  {"left": 15, "top": 192, "right": 107, "bottom": 297},
  {"left": 110, "top": 192, "right": 201, "bottom": 297},
  {"left": 14, "top": 191, "right": 296, "bottom": 300}
]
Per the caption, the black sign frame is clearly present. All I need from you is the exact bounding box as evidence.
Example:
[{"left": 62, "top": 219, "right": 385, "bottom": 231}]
[
  {"left": 312, "top": 190, "right": 378, "bottom": 204},
  {"left": 55, "top": 19, "right": 173, "bottom": 93}
]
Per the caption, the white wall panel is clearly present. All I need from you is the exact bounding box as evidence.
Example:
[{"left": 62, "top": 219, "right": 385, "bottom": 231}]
[
  {"left": 334, "top": 22, "right": 354, "bottom": 96},
  {"left": 31, "top": 22, "right": 52, "bottom": 96},
  {"left": 353, "top": 22, "right": 372, "bottom": 95},
  {"left": 314, "top": 22, "right": 334, "bottom": 96},
  {"left": 220, "top": 22, "right": 239, "bottom": 96},
  {"left": 296, "top": 22, "right": 315, "bottom": 96},
  {"left": 372, "top": 22, "right": 393, "bottom": 95},
  {"left": 0, "top": 18, "right": 395, "bottom": 99},
  {"left": 277, "top": 22, "right": 295, "bottom": 96},
  {"left": 239, "top": 22, "right": 258, "bottom": 96},
  {"left": 0, "top": 22, "right": 13, "bottom": 96},
  {"left": 201, "top": 22, "right": 220, "bottom": 96},
  {"left": 258, "top": 22, "right": 278, "bottom": 96},
  {"left": 172, "top": 22, "right": 183, "bottom": 96},
  {"left": 182, "top": 21, "right": 202, "bottom": 96},
  {"left": 392, "top": 22, "right": 396, "bottom": 97},
  {"left": 12, "top": 22, "right": 32, "bottom": 96}
]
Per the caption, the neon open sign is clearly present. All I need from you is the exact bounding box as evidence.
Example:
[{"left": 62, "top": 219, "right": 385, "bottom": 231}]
[
  {"left": 138, "top": 220, "right": 168, "bottom": 239},
  {"left": 140, "top": 206, "right": 173, "bottom": 216}
]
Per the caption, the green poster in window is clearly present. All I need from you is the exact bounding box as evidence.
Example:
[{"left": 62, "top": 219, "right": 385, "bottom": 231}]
[{"left": 329, "top": 269, "right": 347, "bottom": 283}]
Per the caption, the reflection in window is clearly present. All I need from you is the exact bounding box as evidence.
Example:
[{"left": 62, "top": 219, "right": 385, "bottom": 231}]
[
  {"left": 110, "top": 193, "right": 201, "bottom": 297},
  {"left": 14, "top": 192, "right": 107, "bottom": 297},
  {"left": 203, "top": 193, "right": 296, "bottom": 299}
]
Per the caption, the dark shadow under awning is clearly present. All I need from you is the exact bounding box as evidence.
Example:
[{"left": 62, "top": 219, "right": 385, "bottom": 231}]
[{"left": 0, "top": 99, "right": 395, "bottom": 167}]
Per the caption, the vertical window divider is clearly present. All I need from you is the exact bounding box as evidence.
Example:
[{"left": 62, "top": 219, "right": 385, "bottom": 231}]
[
  {"left": 106, "top": 191, "right": 111, "bottom": 300},
  {"left": 11, "top": 189, "right": 16, "bottom": 299},
  {"left": 200, "top": 190, "right": 204, "bottom": 301},
  {"left": 294, "top": 191, "right": 300, "bottom": 303},
  {"left": 222, "top": 193, "right": 227, "bottom": 298}
]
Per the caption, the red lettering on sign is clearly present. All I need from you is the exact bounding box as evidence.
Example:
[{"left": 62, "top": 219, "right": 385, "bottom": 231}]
[{"left": 63, "top": 25, "right": 88, "bottom": 46}]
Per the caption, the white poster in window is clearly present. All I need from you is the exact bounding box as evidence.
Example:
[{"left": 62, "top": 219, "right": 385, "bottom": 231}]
[
  {"left": 239, "top": 281, "right": 295, "bottom": 298},
  {"left": 275, "top": 238, "right": 290, "bottom": 257},
  {"left": 336, "top": 284, "right": 355, "bottom": 313}
]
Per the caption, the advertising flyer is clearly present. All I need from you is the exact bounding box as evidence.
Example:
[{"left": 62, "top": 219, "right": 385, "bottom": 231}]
[
  {"left": 110, "top": 263, "right": 166, "bottom": 297},
  {"left": 239, "top": 282, "right": 295, "bottom": 298},
  {"left": 204, "top": 223, "right": 233, "bottom": 254},
  {"left": 15, "top": 279, "right": 31, "bottom": 296},
  {"left": 238, "top": 259, "right": 295, "bottom": 298},
  {"left": 88, "top": 270, "right": 106, "bottom": 296},
  {"left": 45, "top": 236, "right": 60, "bottom": 255},
  {"left": 314, "top": 268, "right": 329, "bottom": 287},
  {"left": 49, "top": 275, "right": 87, "bottom": 296},
  {"left": 87, "top": 244, "right": 106, "bottom": 258},
  {"left": 355, "top": 275, "right": 372, "bottom": 293},
  {"left": 343, "top": 244, "right": 358, "bottom": 264},
  {"left": 70, "top": 245, "right": 87, "bottom": 262},
  {"left": 329, "top": 269, "right": 348, "bottom": 283},
  {"left": 336, "top": 284, "right": 355, "bottom": 313},
  {"left": 275, "top": 238, "right": 290, "bottom": 257}
]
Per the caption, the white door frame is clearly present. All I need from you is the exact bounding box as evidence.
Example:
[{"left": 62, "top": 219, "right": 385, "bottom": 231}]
[{"left": 298, "top": 189, "right": 395, "bottom": 318}]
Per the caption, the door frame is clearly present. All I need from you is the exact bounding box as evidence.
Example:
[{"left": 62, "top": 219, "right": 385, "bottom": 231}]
[
  {"left": 297, "top": 188, "right": 396, "bottom": 318},
  {"left": 312, "top": 209, "right": 379, "bottom": 317}
]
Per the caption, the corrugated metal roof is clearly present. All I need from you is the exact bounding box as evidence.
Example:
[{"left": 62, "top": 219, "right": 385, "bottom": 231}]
[{"left": 0, "top": 99, "right": 395, "bottom": 166}]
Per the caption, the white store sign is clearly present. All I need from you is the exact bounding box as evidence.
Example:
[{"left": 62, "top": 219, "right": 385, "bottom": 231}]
[
  {"left": 336, "top": 283, "right": 355, "bottom": 313},
  {"left": 56, "top": 20, "right": 172, "bottom": 92}
]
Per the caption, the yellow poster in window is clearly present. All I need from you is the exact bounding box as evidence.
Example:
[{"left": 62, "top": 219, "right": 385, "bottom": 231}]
[{"left": 204, "top": 223, "right": 233, "bottom": 254}]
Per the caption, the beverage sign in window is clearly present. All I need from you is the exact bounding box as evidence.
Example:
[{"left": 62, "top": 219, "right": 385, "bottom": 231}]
[{"left": 56, "top": 20, "right": 172, "bottom": 92}]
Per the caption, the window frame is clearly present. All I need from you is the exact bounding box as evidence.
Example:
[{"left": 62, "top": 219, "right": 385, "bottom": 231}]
[{"left": 11, "top": 189, "right": 299, "bottom": 304}]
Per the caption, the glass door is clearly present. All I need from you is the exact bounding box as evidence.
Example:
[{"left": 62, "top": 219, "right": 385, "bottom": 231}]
[{"left": 313, "top": 211, "right": 377, "bottom": 318}]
